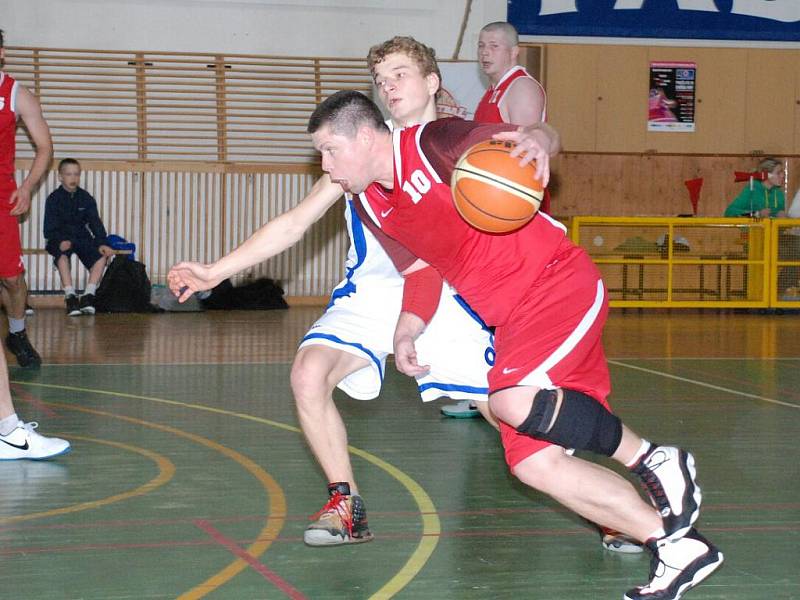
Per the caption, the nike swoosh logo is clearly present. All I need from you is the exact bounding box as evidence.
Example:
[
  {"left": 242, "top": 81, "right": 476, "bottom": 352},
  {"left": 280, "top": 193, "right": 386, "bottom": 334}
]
[
  {"left": 1, "top": 438, "right": 29, "bottom": 450},
  {"left": 502, "top": 367, "right": 520, "bottom": 374},
  {"left": 381, "top": 207, "right": 394, "bottom": 218}
]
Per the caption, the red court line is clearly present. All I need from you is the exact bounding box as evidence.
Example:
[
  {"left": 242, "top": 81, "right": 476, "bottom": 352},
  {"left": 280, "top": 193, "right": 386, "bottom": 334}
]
[
  {"left": 194, "top": 519, "right": 307, "bottom": 600},
  {"left": 9, "top": 384, "right": 59, "bottom": 418},
  {"left": 4, "top": 501, "right": 799, "bottom": 534},
  {"left": 4, "top": 522, "right": 800, "bottom": 557}
]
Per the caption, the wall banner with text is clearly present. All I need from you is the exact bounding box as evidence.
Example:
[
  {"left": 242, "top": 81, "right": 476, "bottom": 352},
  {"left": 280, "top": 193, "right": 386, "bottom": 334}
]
[{"left": 508, "top": 1, "right": 800, "bottom": 42}]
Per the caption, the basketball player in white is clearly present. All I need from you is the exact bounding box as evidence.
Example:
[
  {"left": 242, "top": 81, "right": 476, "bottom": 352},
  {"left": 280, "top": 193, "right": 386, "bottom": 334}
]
[{"left": 169, "top": 37, "right": 495, "bottom": 546}]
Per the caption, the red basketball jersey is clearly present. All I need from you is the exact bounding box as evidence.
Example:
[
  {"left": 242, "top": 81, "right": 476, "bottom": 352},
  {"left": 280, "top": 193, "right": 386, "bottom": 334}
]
[
  {"left": 0, "top": 72, "right": 19, "bottom": 179},
  {"left": 357, "top": 118, "right": 568, "bottom": 327},
  {"left": 474, "top": 66, "right": 546, "bottom": 123}
]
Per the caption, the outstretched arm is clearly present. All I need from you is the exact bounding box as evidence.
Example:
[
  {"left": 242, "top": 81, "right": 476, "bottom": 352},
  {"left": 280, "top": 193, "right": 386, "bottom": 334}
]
[
  {"left": 10, "top": 86, "right": 53, "bottom": 216},
  {"left": 168, "top": 174, "right": 343, "bottom": 301}
]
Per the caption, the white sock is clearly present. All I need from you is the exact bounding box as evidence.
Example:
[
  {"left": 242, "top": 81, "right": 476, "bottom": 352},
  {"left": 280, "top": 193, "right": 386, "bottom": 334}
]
[
  {"left": 8, "top": 317, "right": 25, "bottom": 334},
  {"left": 64, "top": 286, "right": 76, "bottom": 297},
  {"left": 626, "top": 439, "right": 652, "bottom": 468},
  {"left": 84, "top": 283, "right": 97, "bottom": 295},
  {"left": 648, "top": 527, "right": 666, "bottom": 543},
  {"left": 0, "top": 413, "right": 20, "bottom": 436}
]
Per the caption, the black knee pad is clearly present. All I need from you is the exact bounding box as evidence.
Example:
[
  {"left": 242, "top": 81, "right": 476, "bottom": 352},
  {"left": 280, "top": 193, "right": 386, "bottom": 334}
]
[{"left": 516, "top": 388, "right": 622, "bottom": 456}]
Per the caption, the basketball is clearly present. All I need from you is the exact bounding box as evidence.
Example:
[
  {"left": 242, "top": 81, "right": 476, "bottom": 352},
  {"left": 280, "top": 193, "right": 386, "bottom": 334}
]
[{"left": 451, "top": 140, "right": 544, "bottom": 233}]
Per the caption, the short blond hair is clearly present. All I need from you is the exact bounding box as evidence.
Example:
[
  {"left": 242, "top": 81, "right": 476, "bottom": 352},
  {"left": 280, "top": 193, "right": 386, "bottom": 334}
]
[
  {"left": 758, "top": 157, "right": 783, "bottom": 174},
  {"left": 480, "top": 22, "right": 519, "bottom": 47},
  {"left": 367, "top": 36, "right": 441, "bottom": 90}
]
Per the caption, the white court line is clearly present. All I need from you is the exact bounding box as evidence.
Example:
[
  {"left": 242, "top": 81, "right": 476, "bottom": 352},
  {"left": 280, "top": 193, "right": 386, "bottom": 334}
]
[{"left": 609, "top": 359, "right": 800, "bottom": 410}]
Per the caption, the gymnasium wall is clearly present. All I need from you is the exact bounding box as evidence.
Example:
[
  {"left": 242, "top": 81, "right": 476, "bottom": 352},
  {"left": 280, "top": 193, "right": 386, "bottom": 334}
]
[
  {"left": 1, "top": 0, "right": 505, "bottom": 59},
  {"left": 542, "top": 43, "right": 800, "bottom": 217}
]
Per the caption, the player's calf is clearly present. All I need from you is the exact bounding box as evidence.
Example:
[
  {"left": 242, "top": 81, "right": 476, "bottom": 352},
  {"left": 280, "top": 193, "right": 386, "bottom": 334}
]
[{"left": 304, "top": 481, "right": 373, "bottom": 546}]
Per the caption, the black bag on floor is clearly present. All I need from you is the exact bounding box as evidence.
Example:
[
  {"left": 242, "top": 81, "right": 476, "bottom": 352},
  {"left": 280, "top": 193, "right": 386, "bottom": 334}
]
[
  {"left": 200, "top": 277, "right": 288, "bottom": 310},
  {"left": 94, "top": 256, "right": 158, "bottom": 313}
]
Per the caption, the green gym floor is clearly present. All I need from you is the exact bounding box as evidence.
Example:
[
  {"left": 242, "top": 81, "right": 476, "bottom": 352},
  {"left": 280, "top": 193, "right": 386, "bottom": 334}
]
[{"left": 2, "top": 307, "right": 799, "bottom": 599}]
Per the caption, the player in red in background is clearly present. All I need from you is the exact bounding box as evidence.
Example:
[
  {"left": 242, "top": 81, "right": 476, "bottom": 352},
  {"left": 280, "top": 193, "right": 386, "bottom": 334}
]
[
  {"left": 0, "top": 29, "right": 71, "bottom": 460},
  {"left": 307, "top": 90, "right": 723, "bottom": 600},
  {"left": 442, "top": 21, "right": 553, "bottom": 421}
]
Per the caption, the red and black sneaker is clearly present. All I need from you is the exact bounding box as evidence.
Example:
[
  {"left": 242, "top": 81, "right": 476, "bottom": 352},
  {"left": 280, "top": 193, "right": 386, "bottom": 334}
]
[{"left": 303, "top": 482, "right": 373, "bottom": 546}]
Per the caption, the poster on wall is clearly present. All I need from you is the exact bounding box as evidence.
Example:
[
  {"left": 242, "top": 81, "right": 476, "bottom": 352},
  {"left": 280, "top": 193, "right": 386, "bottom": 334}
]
[{"left": 648, "top": 62, "right": 696, "bottom": 133}]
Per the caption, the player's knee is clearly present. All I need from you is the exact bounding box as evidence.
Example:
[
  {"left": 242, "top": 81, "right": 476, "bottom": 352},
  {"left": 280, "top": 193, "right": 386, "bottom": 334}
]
[
  {"left": 0, "top": 273, "right": 24, "bottom": 292},
  {"left": 510, "top": 447, "right": 564, "bottom": 492},
  {"left": 290, "top": 349, "right": 335, "bottom": 402},
  {"left": 516, "top": 388, "right": 622, "bottom": 456}
]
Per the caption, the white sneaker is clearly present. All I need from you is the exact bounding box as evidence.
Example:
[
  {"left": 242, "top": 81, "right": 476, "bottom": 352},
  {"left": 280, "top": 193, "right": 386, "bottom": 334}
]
[
  {"left": 631, "top": 445, "right": 701, "bottom": 540},
  {"left": 625, "top": 529, "right": 723, "bottom": 600},
  {"left": 0, "top": 421, "right": 71, "bottom": 460}
]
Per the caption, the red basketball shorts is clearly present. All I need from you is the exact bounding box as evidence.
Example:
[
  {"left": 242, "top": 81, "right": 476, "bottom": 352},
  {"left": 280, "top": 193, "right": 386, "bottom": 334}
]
[
  {"left": 491, "top": 245, "right": 612, "bottom": 468},
  {"left": 0, "top": 178, "right": 25, "bottom": 278}
]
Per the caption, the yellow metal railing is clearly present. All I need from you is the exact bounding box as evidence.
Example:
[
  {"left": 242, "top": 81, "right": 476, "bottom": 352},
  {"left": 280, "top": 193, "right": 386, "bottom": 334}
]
[
  {"left": 571, "top": 217, "right": 780, "bottom": 308},
  {"left": 771, "top": 219, "right": 800, "bottom": 308}
]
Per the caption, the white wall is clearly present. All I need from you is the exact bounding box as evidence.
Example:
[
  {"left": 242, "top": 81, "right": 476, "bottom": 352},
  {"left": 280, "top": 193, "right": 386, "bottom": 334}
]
[{"left": 3, "top": 0, "right": 506, "bottom": 59}]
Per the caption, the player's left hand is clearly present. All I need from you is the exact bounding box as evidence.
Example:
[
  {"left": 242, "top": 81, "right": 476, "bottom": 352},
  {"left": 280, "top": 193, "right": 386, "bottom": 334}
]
[
  {"left": 98, "top": 245, "right": 116, "bottom": 257},
  {"left": 8, "top": 186, "right": 32, "bottom": 217},
  {"left": 492, "top": 126, "right": 555, "bottom": 186},
  {"left": 394, "top": 334, "right": 430, "bottom": 377}
]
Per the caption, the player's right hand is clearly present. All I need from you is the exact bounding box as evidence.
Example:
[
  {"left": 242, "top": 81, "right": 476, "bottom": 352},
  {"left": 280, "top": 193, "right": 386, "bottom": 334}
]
[
  {"left": 167, "top": 262, "right": 220, "bottom": 303},
  {"left": 393, "top": 335, "right": 430, "bottom": 377}
]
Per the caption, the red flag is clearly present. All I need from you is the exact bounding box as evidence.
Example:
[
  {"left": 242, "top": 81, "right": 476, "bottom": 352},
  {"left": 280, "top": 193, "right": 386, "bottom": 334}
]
[
  {"left": 733, "top": 170, "right": 768, "bottom": 183},
  {"left": 684, "top": 177, "right": 703, "bottom": 215}
]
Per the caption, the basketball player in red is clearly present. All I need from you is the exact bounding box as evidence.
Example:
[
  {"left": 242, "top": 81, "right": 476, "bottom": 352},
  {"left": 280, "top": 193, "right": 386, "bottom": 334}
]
[
  {"left": 0, "top": 29, "right": 70, "bottom": 459},
  {"left": 441, "top": 21, "right": 553, "bottom": 421},
  {"left": 307, "top": 90, "right": 723, "bottom": 600}
]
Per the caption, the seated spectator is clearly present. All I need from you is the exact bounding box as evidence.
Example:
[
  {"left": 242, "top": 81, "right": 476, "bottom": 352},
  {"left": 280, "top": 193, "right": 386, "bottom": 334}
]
[
  {"left": 44, "top": 158, "right": 114, "bottom": 315},
  {"left": 724, "top": 157, "right": 787, "bottom": 218}
]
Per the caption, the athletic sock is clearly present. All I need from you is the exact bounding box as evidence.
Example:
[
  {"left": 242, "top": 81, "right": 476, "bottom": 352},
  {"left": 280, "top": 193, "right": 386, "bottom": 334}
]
[
  {"left": 0, "top": 413, "right": 19, "bottom": 436},
  {"left": 84, "top": 283, "right": 97, "bottom": 295},
  {"left": 8, "top": 317, "right": 25, "bottom": 334},
  {"left": 64, "top": 286, "right": 76, "bottom": 297},
  {"left": 625, "top": 439, "right": 652, "bottom": 468}
]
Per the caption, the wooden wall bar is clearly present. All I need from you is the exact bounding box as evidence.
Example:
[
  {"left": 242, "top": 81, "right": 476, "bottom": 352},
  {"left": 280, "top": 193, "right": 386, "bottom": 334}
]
[{"left": 18, "top": 162, "right": 348, "bottom": 297}]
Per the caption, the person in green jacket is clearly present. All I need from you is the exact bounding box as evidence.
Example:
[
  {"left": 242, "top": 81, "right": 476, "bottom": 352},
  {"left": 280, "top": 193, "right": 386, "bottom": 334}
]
[{"left": 725, "top": 157, "right": 787, "bottom": 217}]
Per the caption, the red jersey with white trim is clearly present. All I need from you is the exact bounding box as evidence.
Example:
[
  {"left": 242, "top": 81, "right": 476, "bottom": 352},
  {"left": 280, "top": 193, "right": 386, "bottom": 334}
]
[
  {"left": 0, "top": 72, "right": 19, "bottom": 179},
  {"left": 474, "top": 66, "right": 546, "bottom": 123},
  {"left": 357, "top": 117, "right": 569, "bottom": 327}
]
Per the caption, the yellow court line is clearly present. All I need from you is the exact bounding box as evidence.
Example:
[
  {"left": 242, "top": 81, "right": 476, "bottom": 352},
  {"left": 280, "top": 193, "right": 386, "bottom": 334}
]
[
  {"left": 15, "top": 380, "right": 441, "bottom": 599},
  {"left": 0, "top": 435, "right": 175, "bottom": 525},
  {"left": 31, "top": 401, "right": 285, "bottom": 600}
]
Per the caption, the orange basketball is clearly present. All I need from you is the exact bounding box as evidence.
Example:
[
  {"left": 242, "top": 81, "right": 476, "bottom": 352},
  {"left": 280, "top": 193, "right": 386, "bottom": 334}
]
[{"left": 451, "top": 140, "right": 544, "bottom": 233}]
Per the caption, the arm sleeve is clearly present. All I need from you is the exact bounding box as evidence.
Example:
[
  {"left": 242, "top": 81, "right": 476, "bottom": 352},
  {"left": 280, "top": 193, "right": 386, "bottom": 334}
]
[
  {"left": 401, "top": 266, "right": 443, "bottom": 325},
  {"left": 85, "top": 192, "right": 109, "bottom": 246},
  {"left": 420, "top": 117, "right": 517, "bottom": 181},
  {"left": 352, "top": 198, "right": 419, "bottom": 272}
]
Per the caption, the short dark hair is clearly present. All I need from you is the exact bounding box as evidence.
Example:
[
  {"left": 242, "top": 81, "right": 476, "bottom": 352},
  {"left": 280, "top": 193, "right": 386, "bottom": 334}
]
[
  {"left": 307, "top": 90, "right": 388, "bottom": 137},
  {"left": 58, "top": 158, "right": 81, "bottom": 172}
]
